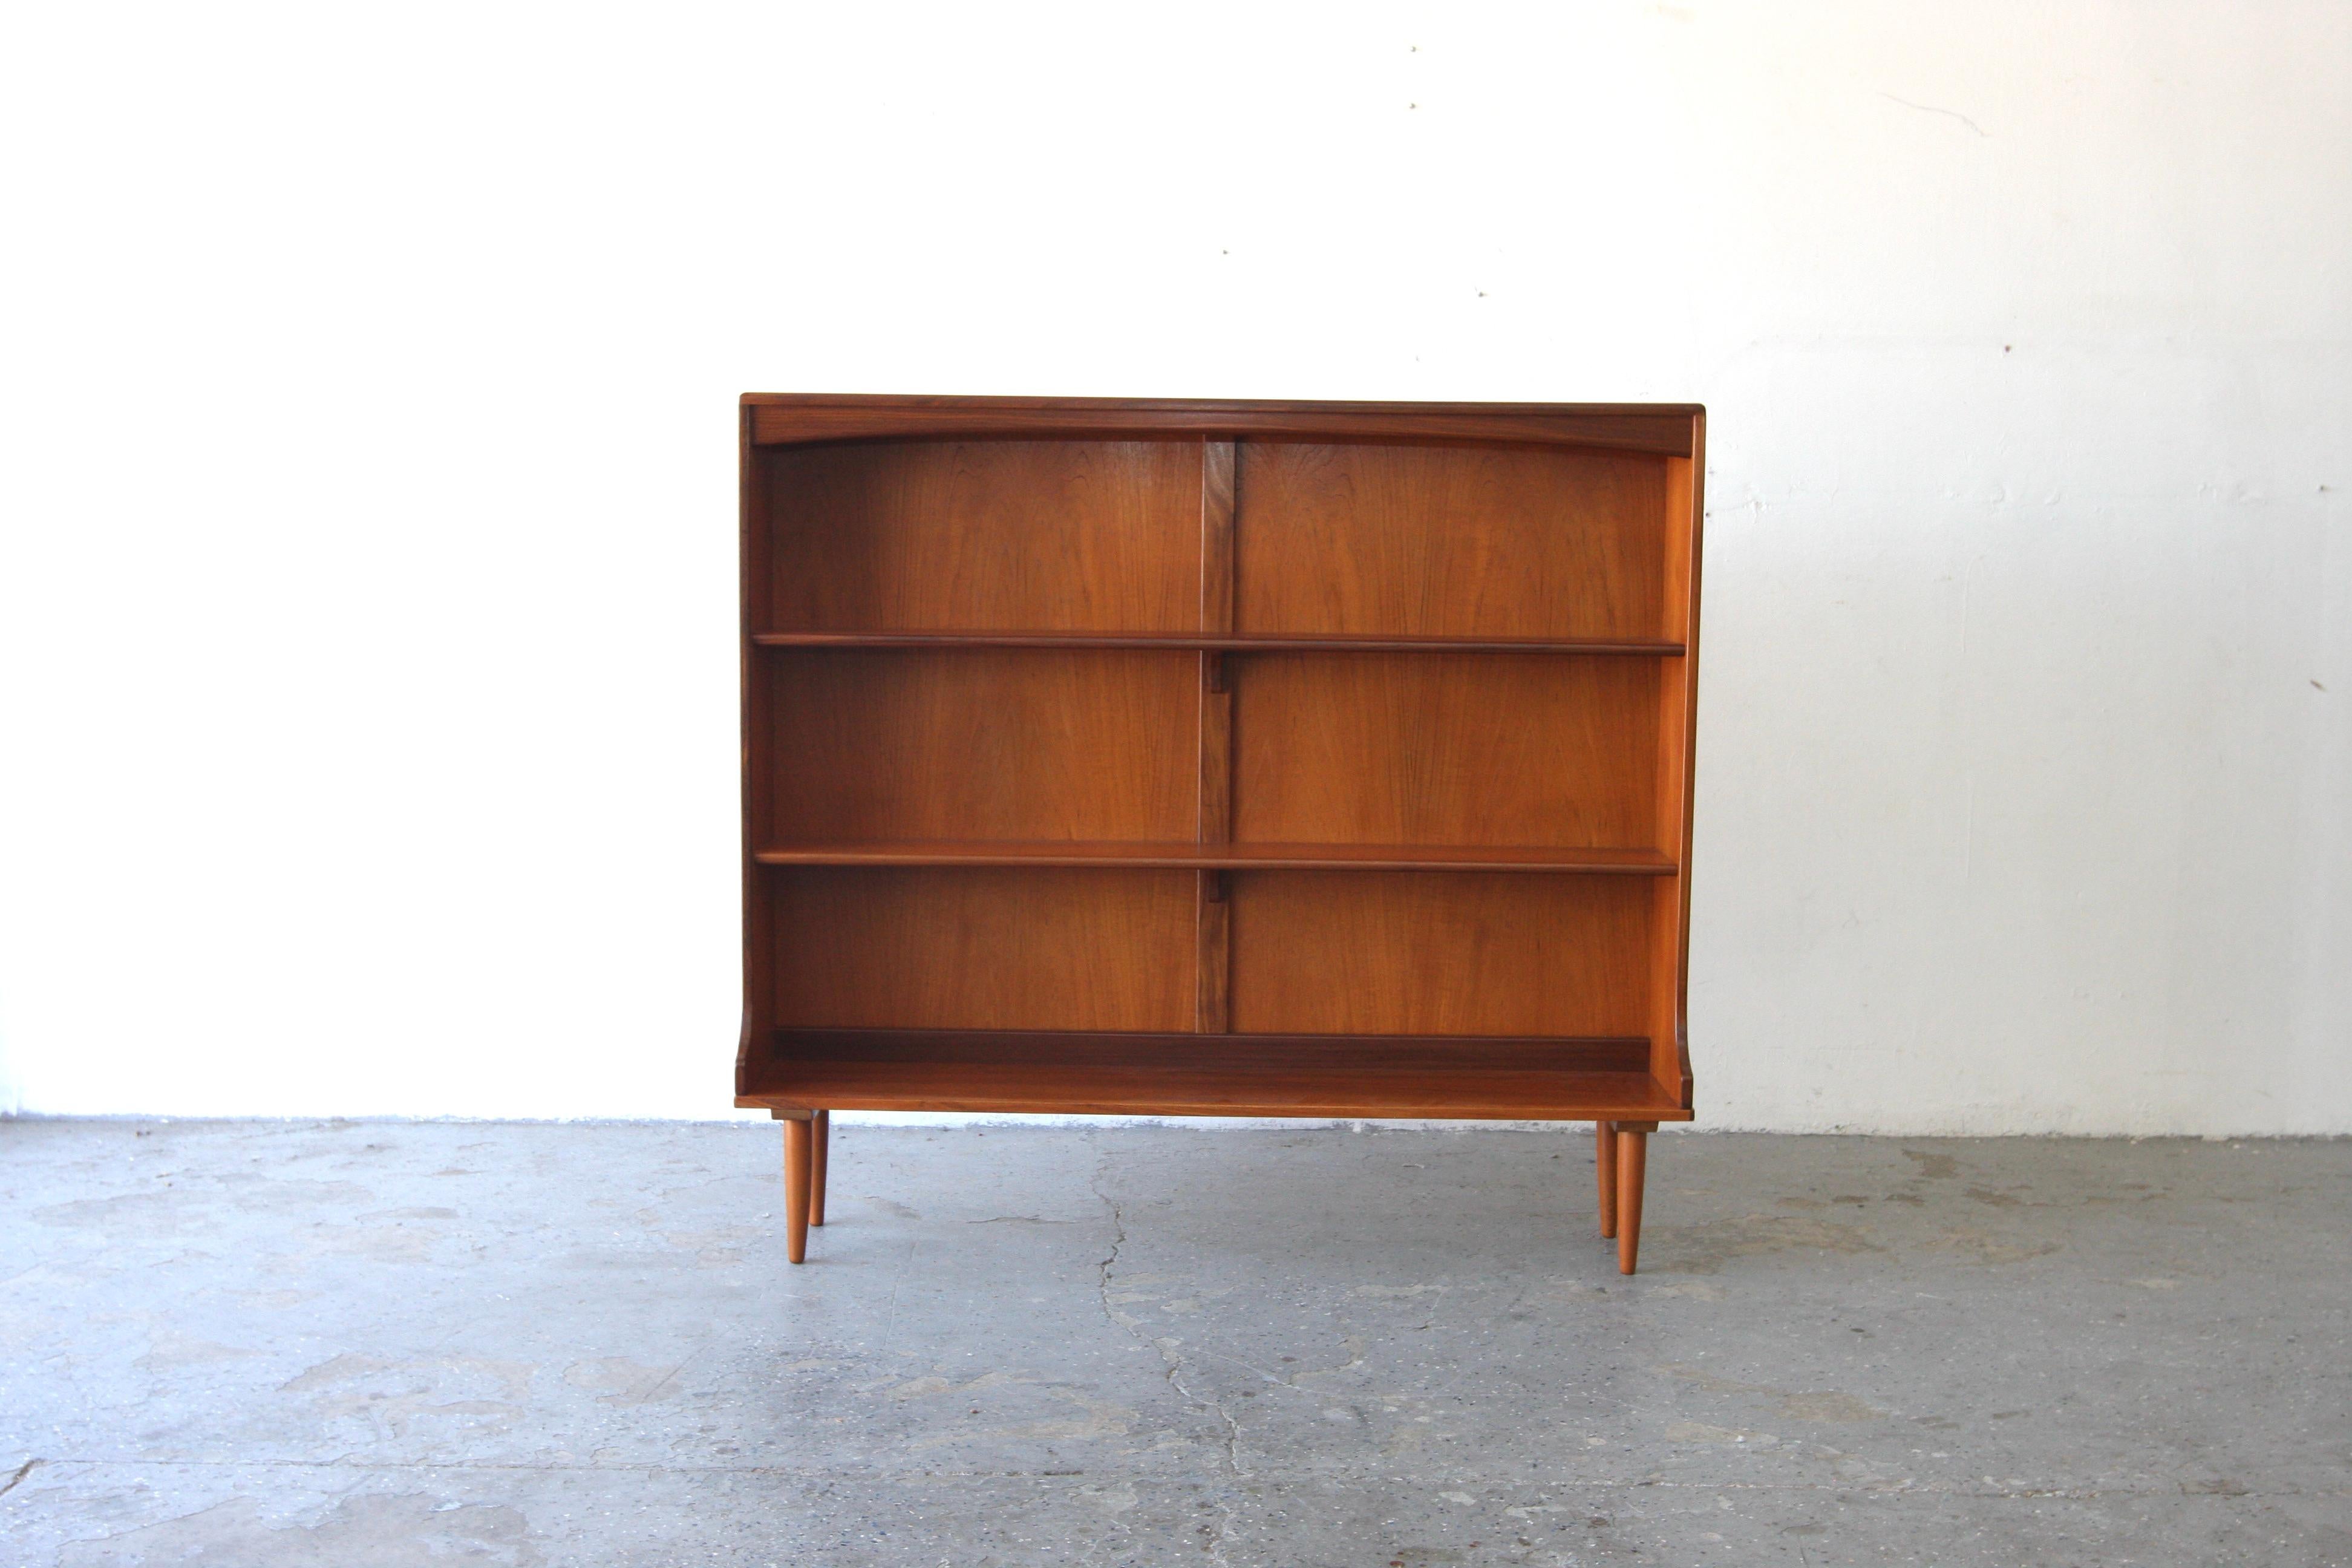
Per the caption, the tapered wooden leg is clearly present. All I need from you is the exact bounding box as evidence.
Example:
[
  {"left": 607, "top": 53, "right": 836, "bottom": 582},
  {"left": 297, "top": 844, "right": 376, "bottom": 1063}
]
[
  {"left": 1596, "top": 1120, "right": 1618, "bottom": 1238},
  {"left": 1615, "top": 1122, "right": 1656, "bottom": 1275},
  {"left": 809, "top": 1109, "right": 829, "bottom": 1227},
  {"left": 783, "top": 1117, "right": 812, "bottom": 1264}
]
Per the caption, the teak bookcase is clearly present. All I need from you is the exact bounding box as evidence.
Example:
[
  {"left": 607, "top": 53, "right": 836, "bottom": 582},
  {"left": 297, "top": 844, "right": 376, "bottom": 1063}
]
[{"left": 737, "top": 396, "right": 1703, "bottom": 1272}]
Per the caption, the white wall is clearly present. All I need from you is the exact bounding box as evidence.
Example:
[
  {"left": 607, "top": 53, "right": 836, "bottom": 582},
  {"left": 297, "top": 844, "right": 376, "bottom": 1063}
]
[{"left": 2, "top": 2, "right": 2344, "bottom": 1132}]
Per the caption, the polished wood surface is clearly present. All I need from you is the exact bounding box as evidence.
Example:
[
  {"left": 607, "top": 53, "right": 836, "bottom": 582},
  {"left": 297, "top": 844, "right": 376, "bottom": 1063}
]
[
  {"left": 753, "top": 841, "right": 1674, "bottom": 873},
  {"left": 746, "top": 395, "right": 1699, "bottom": 456},
  {"left": 771, "top": 867, "right": 1195, "bottom": 1033},
  {"left": 1194, "top": 872, "right": 1230, "bottom": 1033},
  {"left": 759, "top": 650, "right": 1195, "bottom": 844},
  {"left": 763, "top": 439, "right": 1200, "bottom": 633},
  {"left": 1198, "top": 656, "right": 1233, "bottom": 843},
  {"left": 1238, "top": 442, "right": 1670, "bottom": 641},
  {"left": 809, "top": 1109, "right": 829, "bottom": 1228},
  {"left": 1596, "top": 1120, "right": 1618, "bottom": 1238},
  {"left": 737, "top": 404, "right": 777, "bottom": 1096},
  {"left": 1657, "top": 442, "right": 1704, "bottom": 1099},
  {"left": 754, "top": 631, "right": 1684, "bottom": 653},
  {"left": 1232, "top": 654, "right": 1661, "bottom": 849},
  {"left": 744, "top": 1030, "right": 1682, "bottom": 1120},
  {"left": 768, "top": 1028, "right": 1653, "bottom": 1073},
  {"left": 782, "top": 1116, "right": 811, "bottom": 1264},
  {"left": 1650, "top": 661, "right": 1696, "bottom": 1097},
  {"left": 1227, "top": 872, "right": 1653, "bottom": 1037},
  {"left": 739, "top": 397, "right": 1704, "bottom": 1269},
  {"left": 1200, "top": 441, "right": 1236, "bottom": 632},
  {"left": 1615, "top": 1123, "right": 1656, "bottom": 1274}
]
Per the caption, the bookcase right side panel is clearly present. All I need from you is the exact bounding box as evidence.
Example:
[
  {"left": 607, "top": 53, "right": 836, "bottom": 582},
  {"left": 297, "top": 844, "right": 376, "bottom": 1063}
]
[{"left": 1651, "top": 447, "right": 1702, "bottom": 1100}]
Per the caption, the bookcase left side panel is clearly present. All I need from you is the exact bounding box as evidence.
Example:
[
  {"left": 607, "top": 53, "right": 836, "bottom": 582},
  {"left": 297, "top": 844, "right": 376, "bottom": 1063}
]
[{"left": 739, "top": 422, "right": 777, "bottom": 1093}]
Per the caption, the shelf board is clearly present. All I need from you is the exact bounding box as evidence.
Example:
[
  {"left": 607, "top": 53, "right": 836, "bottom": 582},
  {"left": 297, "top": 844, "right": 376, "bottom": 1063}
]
[
  {"left": 754, "top": 841, "right": 1677, "bottom": 874},
  {"left": 740, "top": 1029, "right": 1691, "bottom": 1121},
  {"left": 751, "top": 630, "right": 1685, "bottom": 655}
]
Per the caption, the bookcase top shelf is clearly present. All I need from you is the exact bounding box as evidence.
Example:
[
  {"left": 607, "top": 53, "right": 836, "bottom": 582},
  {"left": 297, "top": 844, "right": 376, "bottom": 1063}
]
[{"left": 743, "top": 394, "right": 1702, "bottom": 457}]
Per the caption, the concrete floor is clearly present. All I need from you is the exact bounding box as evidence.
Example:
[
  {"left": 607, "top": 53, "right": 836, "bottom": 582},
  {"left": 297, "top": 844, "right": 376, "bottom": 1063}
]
[{"left": 1, "top": 1122, "right": 2347, "bottom": 1567}]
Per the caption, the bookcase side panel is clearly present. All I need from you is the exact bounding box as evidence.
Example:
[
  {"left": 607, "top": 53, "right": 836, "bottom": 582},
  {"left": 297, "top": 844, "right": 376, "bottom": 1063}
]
[
  {"left": 739, "top": 422, "right": 776, "bottom": 1094},
  {"left": 765, "top": 439, "right": 1203, "bottom": 633},
  {"left": 1651, "top": 443, "right": 1703, "bottom": 1100}
]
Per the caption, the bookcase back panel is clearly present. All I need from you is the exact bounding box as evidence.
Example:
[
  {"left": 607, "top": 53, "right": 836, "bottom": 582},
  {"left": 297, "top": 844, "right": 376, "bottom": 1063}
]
[
  {"left": 760, "top": 649, "right": 1197, "bottom": 843},
  {"left": 1227, "top": 872, "right": 1653, "bottom": 1036},
  {"left": 1231, "top": 654, "right": 1661, "bottom": 849},
  {"left": 1235, "top": 442, "right": 1670, "bottom": 640},
  {"left": 771, "top": 867, "right": 1196, "bottom": 1031},
  {"left": 762, "top": 440, "right": 1203, "bottom": 633}
]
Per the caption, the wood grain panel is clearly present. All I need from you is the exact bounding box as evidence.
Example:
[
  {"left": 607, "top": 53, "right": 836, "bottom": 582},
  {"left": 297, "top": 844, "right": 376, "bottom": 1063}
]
[
  {"left": 748, "top": 397, "right": 1701, "bottom": 457},
  {"left": 765, "top": 440, "right": 1201, "bottom": 632},
  {"left": 754, "top": 631, "right": 1683, "bottom": 653},
  {"left": 737, "top": 406, "right": 774, "bottom": 1097},
  {"left": 1654, "top": 436, "right": 1704, "bottom": 1098},
  {"left": 754, "top": 841, "right": 1674, "bottom": 872},
  {"left": 1236, "top": 443, "right": 1670, "bottom": 639},
  {"left": 1200, "top": 440, "right": 1235, "bottom": 633},
  {"left": 766, "top": 649, "right": 1196, "bottom": 843},
  {"left": 1232, "top": 654, "right": 1660, "bottom": 849},
  {"left": 740, "top": 396, "right": 1707, "bottom": 1146},
  {"left": 1650, "top": 655, "right": 1693, "bottom": 1096},
  {"left": 1195, "top": 874, "right": 1230, "bottom": 1032},
  {"left": 1660, "top": 452, "right": 1694, "bottom": 645},
  {"left": 1198, "top": 661, "right": 1233, "bottom": 842},
  {"left": 770, "top": 868, "right": 1195, "bottom": 1031},
  {"left": 769, "top": 1029, "right": 1648, "bottom": 1074},
  {"left": 1229, "top": 872, "right": 1654, "bottom": 1037},
  {"left": 742, "top": 1029, "right": 1687, "bottom": 1119}
]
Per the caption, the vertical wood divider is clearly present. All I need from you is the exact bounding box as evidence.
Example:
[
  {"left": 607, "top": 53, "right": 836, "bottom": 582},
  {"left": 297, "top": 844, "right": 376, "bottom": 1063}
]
[
  {"left": 1201, "top": 439, "right": 1236, "bottom": 637},
  {"left": 1196, "top": 439, "right": 1238, "bottom": 1033}
]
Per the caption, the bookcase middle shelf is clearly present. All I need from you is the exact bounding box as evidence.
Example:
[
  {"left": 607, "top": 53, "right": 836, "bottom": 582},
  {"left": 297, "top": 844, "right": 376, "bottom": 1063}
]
[
  {"left": 752, "top": 632, "right": 1685, "bottom": 655},
  {"left": 752, "top": 842, "right": 1676, "bottom": 874}
]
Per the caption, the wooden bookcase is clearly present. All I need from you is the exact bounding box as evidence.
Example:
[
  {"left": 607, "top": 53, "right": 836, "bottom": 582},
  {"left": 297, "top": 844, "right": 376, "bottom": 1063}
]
[{"left": 737, "top": 396, "right": 1703, "bottom": 1272}]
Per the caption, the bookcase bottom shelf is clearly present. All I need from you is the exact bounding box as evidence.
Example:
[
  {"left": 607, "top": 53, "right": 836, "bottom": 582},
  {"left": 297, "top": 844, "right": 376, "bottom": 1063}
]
[{"left": 739, "top": 1029, "right": 1693, "bottom": 1120}]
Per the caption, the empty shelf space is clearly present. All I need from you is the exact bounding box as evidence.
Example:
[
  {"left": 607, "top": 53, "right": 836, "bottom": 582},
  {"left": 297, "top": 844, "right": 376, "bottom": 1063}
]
[
  {"left": 752, "top": 631, "right": 1685, "bottom": 655},
  {"left": 754, "top": 841, "right": 1677, "bottom": 873},
  {"left": 741, "top": 1028, "right": 1691, "bottom": 1121}
]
